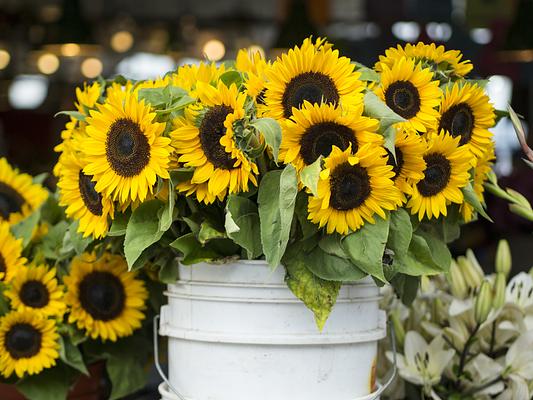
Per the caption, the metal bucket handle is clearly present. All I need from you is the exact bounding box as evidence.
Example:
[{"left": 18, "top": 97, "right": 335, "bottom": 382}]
[{"left": 153, "top": 313, "right": 397, "bottom": 400}]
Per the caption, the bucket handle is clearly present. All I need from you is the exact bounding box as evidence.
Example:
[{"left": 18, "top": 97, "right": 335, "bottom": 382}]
[{"left": 153, "top": 313, "right": 397, "bottom": 400}]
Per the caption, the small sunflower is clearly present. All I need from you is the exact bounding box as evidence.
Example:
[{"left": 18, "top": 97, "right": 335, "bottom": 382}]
[
  {"left": 82, "top": 85, "right": 172, "bottom": 204},
  {"left": 308, "top": 144, "right": 402, "bottom": 235},
  {"left": 171, "top": 62, "right": 227, "bottom": 97},
  {"left": 235, "top": 48, "right": 271, "bottom": 113},
  {"left": 57, "top": 153, "right": 114, "bottom": 239},
  {"left": 0, "top": 221, "right": 26, "bottom": 283},
  {"left": 375, "top": 57, "right": 441, "bottom": 133},
  {"left": 0, "top": 309, "right": 60, "bottom": 378},
  {"left": 4, "top": 265, "right": 65, "bottom": 318},
  {"left": 375, "top": 42, "right": 473, "bottom": 78},
  {"left": 460, "top": 143, "right": 495, "bottom": 222},
  {"left": 64, "top": 252, "right": 148, "bottom": 342},
  {"left": 407, "top": 132, "right": 472, "bottom": 220},
  {"left": 171, "top": 81, "right": 259, "bottom": 202},
  {"left": 75, "top": 81, "right": 101, "bottom": 114},
  {"left": 385, "top": 127, "right": 427, "bottom": 201},
  {"left": 265, "top": 41, "right": 365, "bottom": 121},
  {"left": 437, "top": 82, "right": 495, "bottom": 159},
  {"left": 0, "top": 158, "right": 48, "bottom": 225},
  {"left": 280, "top": 101, "right": 383, "bottom": 172}
]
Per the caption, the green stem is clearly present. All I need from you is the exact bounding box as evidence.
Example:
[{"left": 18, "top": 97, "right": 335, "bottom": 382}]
[
  {"left": 489, "top": 320, "right": 497, "bottom": 356},
  {"left": 464, "top": 376, "right": 504, "bottom": 396},
  {"left": 456, "top": 324, "right": 480, "bottom": 388}
]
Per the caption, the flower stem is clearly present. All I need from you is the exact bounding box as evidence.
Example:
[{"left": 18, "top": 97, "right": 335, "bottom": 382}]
[{"left": 456, "top": 323, "right": 480, "bottom": 388}]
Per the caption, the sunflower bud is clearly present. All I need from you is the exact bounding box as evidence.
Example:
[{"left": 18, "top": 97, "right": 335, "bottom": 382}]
[
  {"left": 448, "top": 260, "right": 468, "bottom": 299},
  {"left": 493, "top": 273, "right": 507, "bottom": 309},
  {"left": 474, "top": 280, "right": 493, "bottom": 324},
  {"left": 495, "top": 240, "right": 512, "bottom": 277},
  {"left": 390, "top": 311, "right": 405, "bottom": 349}
]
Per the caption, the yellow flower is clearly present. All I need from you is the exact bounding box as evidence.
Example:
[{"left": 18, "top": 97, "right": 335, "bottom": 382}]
[
  {"left": 375, "top": 57, "right": 441, "bottom": 133},
  {"left": 75, "top": 81, "right": 101, "bottom": 114},
  {"left": 0, "top": 221, "right": 26, "bottom": 283},
  {"left": 0, "top": 310, "right": 60, "bottom": 378},
  {"left": 170, "top": 62, "right": 227, "bottom": 98},
  {"left": 308, "top": 144, "right": 401, "bottom": 235},
  {"left": 235, "top": 47, "right": 271, "bottom": 107},
  {"left": 407, "top": 132, "right": 472, "bottom": 220},
  {"left": 64, "top": 252, "right": 148, "bottom": 342}
]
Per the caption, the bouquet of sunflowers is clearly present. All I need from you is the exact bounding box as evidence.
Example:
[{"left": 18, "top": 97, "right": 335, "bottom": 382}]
[
  {"left": 52, "top": 37, "right": 505, "bottom": 327},
  {"left": 0, "top": 159, "right": 161, "bottom": 399}
]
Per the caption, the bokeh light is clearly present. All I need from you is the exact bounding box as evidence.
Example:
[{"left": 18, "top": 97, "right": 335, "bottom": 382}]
[
  {"left": 37, "top": 53, "right": 60, "bottom": 74},
  {"left": 60, "top": 43, "right": 81, "bottom": 57},
  {"left": 111, "top": 31, "right": 134, "bottom": 53},
  {"left": 0, "top": 49, "right": 10, "bottom": 70},
  {"left": 203, "top": 39, "right": 225, "bottom": 61},
  {"left": 81, "top": 57, "right": 103, "bottom": 78}
]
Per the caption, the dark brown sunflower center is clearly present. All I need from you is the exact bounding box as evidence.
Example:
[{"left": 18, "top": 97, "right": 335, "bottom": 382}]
[
  {"left": 5, "top": 323, "right": 42, "bottom": 359},
  {"left": 0, "top": 182, "right": 25, "bottom": 220},
  {"left": 20, "top": 280, "right": 50, "bottom": 309},
  {"left": 417, "top": 153, "right": 452, "bottom": 196},
  {"left": 79, "top": 271, "right": 126, "bottom": 321},
  {"left": 384, "top": 81, "right": 421, "bottom": 120},
  {"left": 438, "top": 103, "right": 474, "bottom": 145},
  {"left": 330, "top": 163, "right": 371, "bottom": 211},
  {"left": 106, "top": 118, "right": 150, "bottom": 177},
  {"left": 282, "top": 72, "right": 340, "bottom": 118},
  {"left": 199, "top": 105, "right": 236, "bottom": 170},
  {"left": 78, "top": 171, "right": 103, "bottom": 216},
  {"left": 386, "top": 148, "right": 405, "bottom": 181},
  {"left": 0, "top": 254, "right": 6, "bottom": 280},
  {"left": 300, "top": 122, "right": 357, "bottom": 165}
]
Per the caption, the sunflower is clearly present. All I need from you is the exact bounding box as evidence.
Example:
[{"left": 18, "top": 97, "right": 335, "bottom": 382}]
[
  {"left": 170, "top": 62, "right": 227, "bottom": 98},
  {"left": 375, "top": 57, "right": 441, "bottom": 133},
  {"left": 437, "top": 82, "right": 495, "bottom": 159},
  {"left": 64, "top": 252, "right": 148, "bottom": 342},
  {"left": 460, "top": 143, "right": 495, "bottom": 222},
  {"left": 0, "top": 221, "right": 26, "bottom": 283},
  {"left": 235, "top": 48, "right": 271, "bottom": 111},
  {"left": 171, "top": 81, "right": 259, "bottom": 202},
  {"left": 4, "top": 265, "right": 65, "bottom": 318},
  {"left": 280, "top": 101, "right": 383, "bottom": 172},
  {"left": 264, "top": 41, "right": 365, "bottom": 121},
  {"left": 385, "top": 126, "right": 427, "bottom": 201},
  {"left": 307, "top": 144, "right": 402, "bottom": 235},
  {"left": 82, "top": 85, "right": 172, "bottom": 205},
  {"left": 375, "top": 42, "right": 473, "bottom": 78},
  {"left": 407, "top": 132, "right": 472, "bottom": 220},
  {"left": 75, "top": 81, "right": 101, "bottom": 114},
  {"left": 0, "top": 309, "right": 60, "bottom": 378},
  {"left": 57, "top": 153, "right": 114, "bottom": 239},
  {"left": 0, "top": 158, "right": 48, "bottom": 225}
]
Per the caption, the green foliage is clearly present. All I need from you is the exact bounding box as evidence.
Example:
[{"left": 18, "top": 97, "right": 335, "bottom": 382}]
[
  {"left": 251, "top": 118, "right": 282, "bottom": 163},
  {"left": 59, "top": 335, "right": 89, "bottom": 375},
  {"left": 54, "top": 110, "right": 86, "bottom": 121},
  {"left": 363, "top": 91, "right": 405, "bottom": 134},
  {"left": 42, "top": 221, "right": 69, "bottom": 260},
  {"left": 390, "top": 274, "right": 420, "bottom": 306},
  {"left": 219, "top": 70, "right": 243, "bottom": 88},
  {"left": 462, "top": 182, "right": 492, "bottom": 222},
  {"left": 387, "top": 209, "right": 413, "bottom": 255},
  {"left": 11, "top": 210, "right": 41, "bottom": 247},
  {"left": 16, "top": 364, "right": 76, "bottom": 400},
  {"left": 107, "top": 211, "right": 130, "bottom": 237},
  {"left": 354, "top": 62, "right": 380, "bottom": 82},
  {"left": 304, "top": 243, "right": 366, "bottom": 281},
  {"left": 170, "top": 233, "right": 221, "bottom": 264},
  {"left": 300, "top": 157, "right": 322, "bottom": 196},
  {"left": 225, "top": 195, "right": 262, "bottom": 259}
]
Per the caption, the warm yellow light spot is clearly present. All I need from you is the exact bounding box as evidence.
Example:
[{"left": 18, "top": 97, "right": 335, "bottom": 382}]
[
  {"left": 37, "top": 53, "right": 60, "bottom": 74},
  {"left": 81, "top": 57, "right": 103, "bottom": 78},
  {"left": 60, "top": 43, "right": 80, "bottom": 57},
  {"left": 203, "top": 39, "right": 225, "bottom": 61},
  {"left": 0, "top": 49, "right": 10, "bottom": 70},
  {"left": 248, "top": 45, "right": 265, "bottom": 59},
  {"left": 111, "top": 31, "right": 134, "bottom": 53}
]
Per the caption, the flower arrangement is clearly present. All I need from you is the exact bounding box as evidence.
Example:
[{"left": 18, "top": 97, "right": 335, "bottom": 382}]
[
  {"left": 380, "top": 238, "right": 533, "bottom": 399},
  {"left": 0, "top": 159, "right": 160, "bottom": 399},
  {"left": 51, "top": 37, "right": 511, "bottom": 328}
]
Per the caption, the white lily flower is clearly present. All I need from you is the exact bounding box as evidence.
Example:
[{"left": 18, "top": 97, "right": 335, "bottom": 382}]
[
  {"left": 504, "top": 331, "right": 533, "bottom": 381},
  {"left": 506, "top": 272, "right": 533, "bottom": 312},
  {"left": 464, "top": 354, "right": 505, "bottom": 396}
]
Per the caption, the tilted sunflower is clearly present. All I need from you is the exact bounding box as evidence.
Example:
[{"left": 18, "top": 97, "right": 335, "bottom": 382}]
[
  {"left": 64, "top": 252, "right": 148, "bottom": 342},
  {"left": 460, "top": 143, "right": 495, "bottom": 222},
  {"left": 0, "top": 309, "right": 60, "bottom": 378},
  {"left": 0, "top": 158, "right": 48, "bottom": 225},
  {"left": 308, "top": 144, "right": 402, "bottom": 235},
  {"left": 375, "top": 42, "right": 473, "bottom": 78},
  {"left": 75, "top": 81, "right": 101, "bottom": 114},
  {"left": 170, "top": 62, "right": 227, "bottom": 98},
  {"left": 280, "top": 101, "right": 383, "bottom": 172},
  {"left": 264, "top": 40, "right": 365, "bottom": 121},
  {"left": 407, "top": 132, "right": 472, "bottom": 220},
  {"left": 235, "top": 48, "right": 271, "bottom": 113},
  {"left": 171, "top": 81, "right": 259, "bottom": 202},
  {"left": 437, "top": 82, "right": 495, "bottom": 159},
  {"left": 385, "top": 127, "right": 427, "bottom": 202},
  {"left": 82, "top": 85, "right": 173, "bottom": 205},
  {"left": 375, "top": 57, "right": 441, "bottom": 133},
  {"left": 57, "top": 153, "right": 114, "bottom": 239},
  {"left": 4, "top": 265, "right": 65, "bottom": 318},
  {"left": 0, "top": 221, "right": 26, "bottom": 283}
]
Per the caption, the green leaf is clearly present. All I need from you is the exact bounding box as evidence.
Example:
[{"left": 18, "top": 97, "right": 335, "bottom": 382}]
[
  {"left": 40, "top": 195, "right": 64, "bottom": 225},
  {"left": 363, "top": 91, "right": 405, "bottom": 134},
  {"left": 341, "top": 216, "right": 390, "bottom": 283},
  {"left": 294, "top": 193, "right": 319, "bottom": 240},
  {"left": 54, "top": 110, "right": 86, "bottom": 121},
  {"left": 258, "top": 165, "right": 298, "bottom": 268},
  {"left": 390, "top": 274, "right": 420, "bottom": 306},
  {"left": 11, "top": 210, "right": 41, "bottom": 247},
  {"left": 169, "top": 233, "right": 221, "bottom": 264},
  {"left": 169, "top": 168, "right": 195, "bottom": 185},
  {"left": 219, "top": 70, "right": 243, "bottom": 88},
  {"left": 42, "top": 221, "right": 69, "bottom": 260},
  {"left": 354, "top": 62, "right": 380, "bottom": 82},
  {"left": 225, "top": 195, "right": 262, "bottom": 259},
  {"left": 300, "top": 157, "right": 322, "bottom": 196},
  {"left": 158, "top": 257, "right": 179, "bottom": 283},
  {"left": 284, "top": 251, "right": 341, "bottom": 330},
  {"left": 158, "top": 182, "right": 176, "bottom": 232},
  {"left": 124, "top": 200, "right": 165, "bottom": 268},
  {"left": 107, "top": 211, "right": 130, "bottom": 237},
  {"left": 59, "top": 335, "right": 89, "bottom": 375},
  {"left": 198, "top": 221, "right": 226, "bottom": 244},
  {"left": 397, "top": 230, "right": 451, "bottom": 275},
  {"left": 156, "top": 95, "right": 195, "bottom": 114},
  {"left": 66, "top": 221, "right": 92, "bottom": 255},
  {"left": 382, "top": 125, "right": 397, "bottom": 160},
  {"left": 388, "top": 209, "right": 413, "bottom": 255},
  {"left": 33, "top": 172, "right": 48, "bottom": 184},
  {"left": 138, "top": 87, "right": 167, "bottom": 106},
  {"left": 462, "top": 182, "right": 493, "bottom": 222},
  {"left": 16, "top": 364, "right": 75, "bottom": 400},
  {"left": 251, "top": 118, "right": 282, "bottom": 163},
  {"left": 304, "top": 245, "right": 366, "bottom": 281},
  {"left": 107, "top": 354, "right": 146, "bottom": 400}
]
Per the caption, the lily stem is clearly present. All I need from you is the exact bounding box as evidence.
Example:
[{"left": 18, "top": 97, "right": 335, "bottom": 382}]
[{"left": 456, "top": 323, "right": 481, "bottom": 388}]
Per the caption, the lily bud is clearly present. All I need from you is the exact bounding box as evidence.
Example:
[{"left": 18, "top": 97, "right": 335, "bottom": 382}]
[
  {"left": 448, "top": 260, "right": 468, "bottom": 299},
  {"left": 460, "top": 251, "right": 484, "bottom": 290},
  {"left": 493, "top": 273, "right": 507, "bottom": 309},
  {"left": 390, "top": 311, "right": 405, "bottom": 349},
  {"left": 475, "top": 280, "right": 493, "bottom": 324},
  {"left": 495, "top": 240, "right": 512, "bottom": 277}
]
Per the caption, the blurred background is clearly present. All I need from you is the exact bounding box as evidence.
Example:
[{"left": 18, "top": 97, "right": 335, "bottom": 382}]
[{"left": 0, "top": 0, "right": 531, "bottom": 268}]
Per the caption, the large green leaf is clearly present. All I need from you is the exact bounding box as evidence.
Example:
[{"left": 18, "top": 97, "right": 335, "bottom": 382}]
[
  {"left": 124, "top": 200, "right": 165, "bottom": 268},
  {"left": 169, "top": 233, "right": 221, "bottom": 264},
  {"left": 107, "top": 211, "right": 130, "bottom": 237},
  {"left": 390, "top": 274, "right": 420, "bottom": 306},
  {"left": 225, "top": 195, "right": 262, "bottom": 259},
  {"left": 294, "top": 193, "right": 319, "bottom": 240},
  {"left": 395, "top": 230, "right": 451, "bottom": 275},
  {"left": 158, "top": 181, "right": 176, "bottom": 232},
  {"left": 59, "top": 335, "right": 89, "bottom": 375},
  {"left": 16, "top": 364, "right": 75, "bottom": 400},
  {"left": 251, "top": 118, "right": 282, "bottom": 163},
  {"left": 107, "top": 353, "right": 146, "bottom": 400},
  {"left": 66, "top": 221, "right": 92, "bottom": 255},
  {"left": 11, "top": 210, "right": 41, "bottom": 247},
  {"left": 258, "top": 165, "right": 298, "bottom": 268},
  {"left": 304, "top": 245, "right": 366, "bottom": 282},
  {"left": 198, "top": 221, "right": 227, "bottom": 244},
  {"left": 300, "top": 157, "right": 322, "bottom": 196},
  {"left": 42, "top": 221, "right": 69, "bottom": 260},
  {"left": 462, "top": 182, "right": 493, "bottom": 222},
  {"left": 387, "top": 209, "right": 413, "bottom": 255},
  {"left": 363, "top": 91, "right": 405, "bottom": 134}
]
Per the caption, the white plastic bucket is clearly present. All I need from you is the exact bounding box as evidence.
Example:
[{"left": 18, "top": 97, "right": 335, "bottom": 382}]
[{"left": 159, "top": 260, "right": 388, "bottom": 400}]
